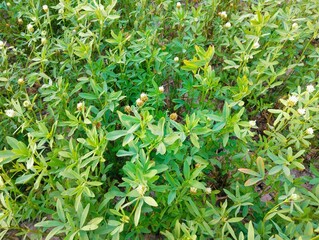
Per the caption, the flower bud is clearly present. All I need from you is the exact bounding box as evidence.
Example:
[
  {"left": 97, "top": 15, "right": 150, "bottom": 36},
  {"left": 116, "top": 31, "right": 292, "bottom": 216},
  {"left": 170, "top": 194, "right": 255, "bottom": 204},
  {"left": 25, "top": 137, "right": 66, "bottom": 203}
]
[
  {"left": 224, "top": 22, "right": 231, "bottom": 28},
  {"left": 170, "top": 112, "right": 178, "bottom": 121},
  {"left": 190, "top": 187, "right": 197, "bottom": 194},
  {"left": 287, "top": 95, "right": 298, "bottom": 106},
  {"left": 140, "top": 93, "right": 148, "bottom": 102},
  {"left": 18, "top": 18, "right": 23, "bottom": 25},
  {"left": 306, "top": 85, "right": 315, "bottom": 93},
  {"left": 249, "top": 120, "right": 256, "bottom": 128},
  {"left": 306, "top": 128, "right": 314, "bottom": 135},
  {"left": 6, "top": 2, "right": 11, "bottom": 7},
  {"left": 174, "top": 56, "right": 179, "bottom": 62},
  {"left": 297, "top": 108, "right": 306, "bottom": 115},
  {"left": 5, "top": 109, "right": 16, "bottom": 118},
  {"left": 124, "top": 105, "right": 131, "bottom": 113},
  {"left": 18, "top": 78, "right": 24, "bottom": 85},
  {"left": 292, "top": 23, "right": 298, "bottom": 30},
  {"left": 218, "top": 11, "right": 227, "bottom": 19},
  {"left": 27, "top": 23, "right": 34, "bottom": 33},
  {"left": 158, "top": 86, "right": 164, "bottom": 93},
  {"left": 136, "top": 184, "right": 147, "bottom": 196},
  {"left": 41, "top": 37, "right": 47, "bottom": 45},
  {"left": 136, "top": 98, "right": 144, "bottom": 107},
  {"left": 176, "top": 2, "right": 181, "bottom": 8},
  {"left": 253, "top": 41, "right": 260, "bottom": 49},
  {"left": 23, "top": 100, "right": 31, "bottom": 108},
  {"left": 43, "top": 5, "right": 49, "bottom": 12},
  {"left": 205, "top": 187, "right": 212, "bottom": 194},
  {"left": 77, "top": 102, "right": 84, "bottom": 111}
]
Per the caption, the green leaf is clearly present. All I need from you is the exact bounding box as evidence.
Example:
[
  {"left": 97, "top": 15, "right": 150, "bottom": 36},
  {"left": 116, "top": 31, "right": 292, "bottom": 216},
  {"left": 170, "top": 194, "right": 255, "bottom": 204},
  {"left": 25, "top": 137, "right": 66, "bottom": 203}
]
[
  {"left": 134, "top": 201, "right": 143, "bottom": 226},
  {"left": 248, "top": 221, "right": 254, "bottom": 240},
  {"left": 244, "top": 177, "right": 262, "bottom": 186},
  {"left": 156, "top": 142, "right": 166, "bottom": 155},
  {"left": 238, "top": 168, "right": 260, "bottom": 177},
  {"left": 143, "top": 196, "right": 158, "bottom": 207},
  {"left": 106, "top": 130, "right": 127, "bottom": 141},
  {"left": 15, "top": 174, "right": 35, "bottom": 184},
  {"left": 168, "top": 191, "right": 176, "bottom": 205},
  {"left": 79, "top": 93, "right": 98, "bottom": 100},
  {"left": 57, "top": 199, "right": 65, "bottom": 223},
  {"left": 80, "top": 204, "right": 90, "bottom": 228}
]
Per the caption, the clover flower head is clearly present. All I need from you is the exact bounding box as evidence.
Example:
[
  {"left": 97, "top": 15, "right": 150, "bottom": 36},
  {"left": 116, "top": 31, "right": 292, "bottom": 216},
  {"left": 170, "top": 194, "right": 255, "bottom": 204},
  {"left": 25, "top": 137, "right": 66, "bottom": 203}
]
[
  {"left": 292, "top": 22, "right": 298, "bottom": 30},
  {"left": 5, "top": 109, "right": 16, "bottom": 118},
  {"left": 190, "top": 187, "right": 197, "bottom": 194},
  {"left": 43, "top": 5, "right": 49, "bottom": 12},
  {"left": 136, "top": 98, "right": 144, "bottom": 107},
  {"left": 205, "top": 187, "right": 212, "bottom": 194},
  {"left": 253, "top": 41, "right": 260, "bottom": 49},
  {"left": 297, "top": 108, "right": 306, "bottom": 115},
  {"left": 287, "top": 95, "right": 298, "bottom": 106},
  {"left": 18, "top": 78, "right": 24, "bottom": 85},
  {"left": 224, "top": 22, "right": 231, "bottom": 28},
  {"left": 176, "top": 2, "right": 181, "bottom": 8},
  {"left": 159, "top": 86, "right": 164, "bottom": 93},
  {"left": 124, "top": 105, "right": 131, "bottom": 113},
  {"left": 27, "top": 23, "right": 34, "bottom": 33},
  {"left": 249, "top": 120, "right": 256, "bottom": 128},
  {"left": 218, "top": 11, "right": 227, "bottom": 19},
  {"left": 136, "top": 184, "right": 147, "bottom": 196},
  {"left": 77, "top": 102, "right": 84, "bottom": 111},
  {"left": 174, "top": 56, "right": 179, "bottom": 62},
  {"left": 170, "top": 112, "right": 178, "bottom": 121},
  {"left": 140, "top": 93, "right": 148, "bottom": 102},
  {"left": 306, "top": 84, "right": 315, "bottom": 93},
  {"left": 306, "top": 128, "right": 314, "bottom": 135}
]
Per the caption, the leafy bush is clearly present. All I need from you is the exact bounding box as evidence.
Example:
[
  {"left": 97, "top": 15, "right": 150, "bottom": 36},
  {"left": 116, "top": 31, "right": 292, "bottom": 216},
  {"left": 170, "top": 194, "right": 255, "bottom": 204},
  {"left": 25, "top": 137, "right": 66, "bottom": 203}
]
[{"left": 1, "top": 0, "right": 319, "bottom": 239}]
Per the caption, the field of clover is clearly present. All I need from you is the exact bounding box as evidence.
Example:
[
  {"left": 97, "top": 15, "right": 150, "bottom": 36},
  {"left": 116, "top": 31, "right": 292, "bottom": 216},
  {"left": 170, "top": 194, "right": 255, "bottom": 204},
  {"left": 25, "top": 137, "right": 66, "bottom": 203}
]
[{"left": 1, "top": 0, "right": 319, "bottom": 239}]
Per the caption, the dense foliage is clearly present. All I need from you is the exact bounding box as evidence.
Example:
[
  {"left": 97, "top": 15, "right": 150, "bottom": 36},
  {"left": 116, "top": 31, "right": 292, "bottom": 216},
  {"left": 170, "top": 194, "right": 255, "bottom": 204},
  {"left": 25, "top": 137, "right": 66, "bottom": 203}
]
[{"left": 1, "top": 0, "right": 319, "bottom": 239}]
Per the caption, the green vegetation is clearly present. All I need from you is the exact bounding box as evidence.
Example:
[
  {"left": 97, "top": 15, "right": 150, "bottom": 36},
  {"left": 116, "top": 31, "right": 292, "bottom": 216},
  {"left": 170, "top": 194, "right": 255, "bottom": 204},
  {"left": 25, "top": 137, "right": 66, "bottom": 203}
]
[{"left": 1, "top": 0, "right": 319, "bottom": 239}]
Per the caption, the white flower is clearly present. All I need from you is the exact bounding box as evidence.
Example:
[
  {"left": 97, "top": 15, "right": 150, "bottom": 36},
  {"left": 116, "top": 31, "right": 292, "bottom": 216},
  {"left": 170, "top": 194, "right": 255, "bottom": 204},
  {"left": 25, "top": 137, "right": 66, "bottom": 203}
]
[
  {"left": 41, "top": 37, "right": 47, "bottom": 45},
  {"left": 292, "top": 23, "right": 298, "bottom": 30},
  {"left": 43, "top": 5, "right": 49, "bottom": 12},
  {"left": 174, "top": 56, "right": 179, "bottom": 62},
  {"left": 287, "top": 95, "right": 298, "bottom": 106},
  {"left": 18, "top": 18, "right": 23, "bottom": 25},
  {"left": 18, "top": 78, "right": 24, "bottom": 85},
  {"left": 190, "top": 187, "right": 197, "bottom": 194},
  {"left": 176, "top": 2, "right": 181, "bottom": 8},
  {"left": 27, "top": 24, "right": 34, "bottom": 33},
  {"left": 306, "top": 85, "right": 315, "bottom": 93},
  {"left": 253, "top": 41, "right": 260, "bottom": 49},
  {"left": 124, "top": 105, "right": 131, "bottom": 113},
  {"left": 249, "top": 120, "right": 256, "bottom": 128},
  {"left": 5, "top": 109, "right": 16, "bottom": 118},
  {"left": 297, "top": 108, "right": 306, "bottom": 115},
  {"left": 218, "top": 11, "right": 227, "bottom": 19},
  {"left": 140, "top": 93, "right": 148, "bottom": 102},
  {"left": 224, "top": 22, "right": 231, "bottom": 28},
  {"left": 136, "top": 98, "right": 144, "bottom": 107},
  {"left": 205, "top": 187, "right": 212, "bottom": 194},
  {"left": 6, "top": 2, "right": 11, "bottom": 7},
  {"left": 306, "top": 128, "right": 314, "bottom": 135},
  {"left": 159, "top": 86, "right": 164, "bottom": 93},
  {"left": 290, "top": 193, "right": 299, "bottom": 201},
  {"left": 136, "top": 184, "right": 147, "bottom": 196},
  {"left": 0, "top": 41, "right": 4, "bottom": 49},
  {"left": 77, "top": 102, "right": 84, "bottom": 111}
]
